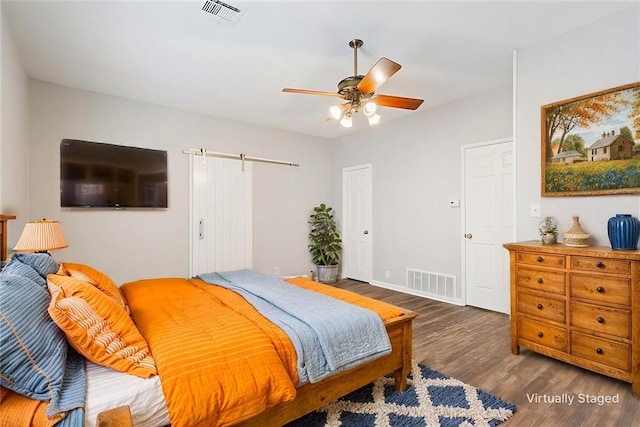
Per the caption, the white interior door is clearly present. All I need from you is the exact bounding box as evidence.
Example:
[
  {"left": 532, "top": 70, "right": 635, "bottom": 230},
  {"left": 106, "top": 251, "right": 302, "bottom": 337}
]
[
  {"left": 190, "top": 155, "right": 252, "bottom": 277},
  {"left": 342, "top": 164, "right": 372, "bottom": 282},
  {"left": 463, "top": 140, "right": 514, "bottom": 314}
]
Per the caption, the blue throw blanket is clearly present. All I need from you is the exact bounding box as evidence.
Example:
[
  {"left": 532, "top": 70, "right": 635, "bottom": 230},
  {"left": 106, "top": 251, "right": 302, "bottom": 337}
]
[{"left": 197, "top": 269, "right": 391, "bottom": 384}]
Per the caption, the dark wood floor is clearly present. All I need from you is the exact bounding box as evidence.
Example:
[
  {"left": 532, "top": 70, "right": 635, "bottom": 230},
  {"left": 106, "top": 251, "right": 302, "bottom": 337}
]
[{"left": 334, "top": 279, "right": 640, "bottom": 427}]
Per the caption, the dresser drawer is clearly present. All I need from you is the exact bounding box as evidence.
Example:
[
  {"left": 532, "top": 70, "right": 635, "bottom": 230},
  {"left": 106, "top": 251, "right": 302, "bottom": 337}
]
[
  {"left": 519, "top": 318, "right": 567, "bottom": 351},
  {"left": 571, "top": 256, "right": 631, "bottom": 275},
  {"left": 516, "top": 252, "right": 565, "bottom": 268},
  {"left": 517, "top": 292, "right": 565, "bottom": 324},
  {"left": 517, "top": 267, "right": 565, "bottom": 295},
  {"left": 570, "top": 302, "right": 631, "bottom": 339},
  {"left": 571, "top": 332, "right": 631, "bottom": 371},
  {"left": 570, "top": 274, "right": 631, "bottom": 306}
]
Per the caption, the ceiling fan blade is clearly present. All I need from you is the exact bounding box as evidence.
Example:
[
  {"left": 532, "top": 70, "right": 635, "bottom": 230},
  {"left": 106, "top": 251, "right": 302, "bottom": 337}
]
[
  {"left": 371, "top": 94, "right": 424, "bottom": 110},
  {"left": 357, "top": 58, "right": 401, "bottom": 94},
  {"left": 282, "top": 88, "right": 342, "bottom": 98}
]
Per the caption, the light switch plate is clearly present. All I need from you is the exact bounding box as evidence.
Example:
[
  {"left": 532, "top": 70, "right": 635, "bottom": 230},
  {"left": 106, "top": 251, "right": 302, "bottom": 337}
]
[{"left": 530, "top": 202, "right": 541, "bottom": 218}]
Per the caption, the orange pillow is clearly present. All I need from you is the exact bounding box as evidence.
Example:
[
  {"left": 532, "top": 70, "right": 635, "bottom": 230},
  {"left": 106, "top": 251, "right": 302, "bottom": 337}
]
[
  {"left": 47, "top": 275, "right": 157, "bottom": 378},
  {"left": 58, "top": 262, "right": 130, "bottom": 314}
]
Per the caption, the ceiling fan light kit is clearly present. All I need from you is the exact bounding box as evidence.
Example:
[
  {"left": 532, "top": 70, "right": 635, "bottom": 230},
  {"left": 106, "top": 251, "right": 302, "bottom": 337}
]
[
  {"left": 366, "top": 112, "right": 381, "bottom": 126},
  {"left": 329, "top": 104, "right": 347, "bottom": 120},
  {"left": 340, "top": 112, "right": 353, "bottom": 128},
  {"left": 363, "top": 101, "right": 377, "bottom": 115},
  {"left": 283, "top": 39, "right": 424, "bottom": 128}
]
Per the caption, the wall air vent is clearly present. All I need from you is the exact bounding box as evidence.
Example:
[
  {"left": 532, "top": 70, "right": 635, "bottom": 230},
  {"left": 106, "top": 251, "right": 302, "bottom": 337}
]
[
  {"left": 201, "top": 0, "right": 246, "bottom": 26},
  {"left": 406, "top": 268, "right": 462, "bottom": 305}
]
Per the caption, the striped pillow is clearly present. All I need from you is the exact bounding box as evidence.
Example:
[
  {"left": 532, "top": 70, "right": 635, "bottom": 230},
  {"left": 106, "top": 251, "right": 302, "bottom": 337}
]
[
  {"left": 47, "top": 275, "right": 157, "bottom": 378},
  {"left": 1, "top": 258, "right": 47, "bottom": 289},
  {"left": 58, "top": 263, "right": 130, "bottom": 314},
  {"left": 11, "top": 253, "right": 59, "bottom": 279},
  {"left": 0, "top": 273, "right": 68, "bottom": 407}
]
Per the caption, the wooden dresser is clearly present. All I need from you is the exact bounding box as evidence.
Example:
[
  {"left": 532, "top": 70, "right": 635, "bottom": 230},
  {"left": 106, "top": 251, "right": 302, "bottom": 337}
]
[{"left": 504, "top": 241, "right": 639, "bottom": 397}]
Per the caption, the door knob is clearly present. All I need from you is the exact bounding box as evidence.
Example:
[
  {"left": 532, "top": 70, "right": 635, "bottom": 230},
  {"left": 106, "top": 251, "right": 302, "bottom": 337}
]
[
  {"left": 363, "top": 230, "right": 369, "bottom": 234},
  {"left": 464, "top": 233, "right": 472, "bottom": 239}
]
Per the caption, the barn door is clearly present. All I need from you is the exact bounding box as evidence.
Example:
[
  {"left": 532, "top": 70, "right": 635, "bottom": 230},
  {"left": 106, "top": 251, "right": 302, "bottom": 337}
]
[{"left": 190, "top": 155, "right": 252, "bottom": 277}]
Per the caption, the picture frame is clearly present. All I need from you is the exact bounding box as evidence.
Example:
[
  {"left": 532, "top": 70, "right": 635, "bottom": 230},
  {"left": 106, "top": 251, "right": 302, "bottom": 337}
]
[{"left": 541, "top": 82, "right": 640, "bottom": 196}]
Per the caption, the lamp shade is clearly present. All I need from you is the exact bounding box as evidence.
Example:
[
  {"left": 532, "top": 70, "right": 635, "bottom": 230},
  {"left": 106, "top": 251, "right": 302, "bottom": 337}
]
[{"left": 13, "top": 220, "right": 68, "bottom": 252}]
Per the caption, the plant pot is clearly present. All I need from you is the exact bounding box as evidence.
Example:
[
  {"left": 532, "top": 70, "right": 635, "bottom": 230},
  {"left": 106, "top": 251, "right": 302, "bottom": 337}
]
[
  {"left": 316, "top": 265, "right": 339, "bottom": 283},
  {"left": 541, "top": 232, "right": 557, "bottom": 244}
]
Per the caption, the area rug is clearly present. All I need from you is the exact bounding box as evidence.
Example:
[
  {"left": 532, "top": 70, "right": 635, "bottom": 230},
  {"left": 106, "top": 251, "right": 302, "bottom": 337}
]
[{"left": 287, "top": 360, "right": 516, "bottom": 427}]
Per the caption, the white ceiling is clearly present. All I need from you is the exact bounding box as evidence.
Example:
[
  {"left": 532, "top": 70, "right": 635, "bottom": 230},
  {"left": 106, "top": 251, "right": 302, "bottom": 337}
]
[{"left": 3, "top": 1, "right": 636, "bottom": 139}]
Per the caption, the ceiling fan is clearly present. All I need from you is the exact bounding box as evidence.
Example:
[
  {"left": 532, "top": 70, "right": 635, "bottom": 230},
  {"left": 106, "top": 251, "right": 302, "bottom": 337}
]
[{"left": 283, "top": 39, "right": 424, "bottom": 128}]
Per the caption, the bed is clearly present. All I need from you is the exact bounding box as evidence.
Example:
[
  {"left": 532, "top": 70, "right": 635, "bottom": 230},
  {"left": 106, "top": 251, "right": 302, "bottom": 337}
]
[{"left": 0, "top": 255, "right": 416, "bottom": 427}]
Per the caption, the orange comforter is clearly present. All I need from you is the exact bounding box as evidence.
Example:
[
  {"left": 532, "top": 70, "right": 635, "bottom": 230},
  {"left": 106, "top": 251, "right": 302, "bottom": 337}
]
[
  {"left": 120, "top": 276, "right": 406, "bottom": 427},
  {"left": 121, "top": 278, "right": 296, "bottom": 427},
  {"left": 0, "top": 387, "right": 62, "bottom": 427}
]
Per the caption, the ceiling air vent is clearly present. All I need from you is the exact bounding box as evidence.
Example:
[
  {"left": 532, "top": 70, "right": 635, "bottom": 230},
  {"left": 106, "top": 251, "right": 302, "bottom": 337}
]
[{"left": 201, "top": 0, "right": 246, "bottom": 26}]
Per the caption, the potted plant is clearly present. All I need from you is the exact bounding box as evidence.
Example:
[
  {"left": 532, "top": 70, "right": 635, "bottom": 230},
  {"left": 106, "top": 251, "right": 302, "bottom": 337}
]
[
  {"left": 308, "top": 203, "right": 342, "bottom": 283},
  {"left": 538, "top": 216, "right": 558, "bottom": 244}
]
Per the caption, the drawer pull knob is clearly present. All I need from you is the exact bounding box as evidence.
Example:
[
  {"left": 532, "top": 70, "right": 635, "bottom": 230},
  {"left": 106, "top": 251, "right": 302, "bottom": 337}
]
[
  {"left": 537, "top": 256, "right": 543, "bottom": 262},
  {"left": 597, "top": 316, "right": 605, "bottom": 324},
  {"left": 596, "top": 286, "right": 605, "bottom": 293},
  {"left": 537, "top": 303, "right": 543, "bottom": 310},
  {"left": 537, "top": 278, "right": 543, "bottom": 284},
  {"left": 538, "top": 332, "right": 544, "bottom": 338},
  {"left": 596, "top": 347, "right": 603, "bottom": 355},
  {"left": 596, "top": 261, "right": 604, "bottom": 268}
]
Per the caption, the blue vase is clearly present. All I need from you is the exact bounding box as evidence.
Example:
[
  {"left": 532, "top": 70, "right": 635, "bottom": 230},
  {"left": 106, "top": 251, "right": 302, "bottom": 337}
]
[{"left": 607, "top": 214, "right": 640, "bottom": 250}]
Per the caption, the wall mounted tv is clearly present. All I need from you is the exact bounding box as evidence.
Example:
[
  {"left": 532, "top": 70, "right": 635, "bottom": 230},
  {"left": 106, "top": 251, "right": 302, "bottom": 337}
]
[{"left": 60, "top": 139, "right": 168, "bottom": 208}]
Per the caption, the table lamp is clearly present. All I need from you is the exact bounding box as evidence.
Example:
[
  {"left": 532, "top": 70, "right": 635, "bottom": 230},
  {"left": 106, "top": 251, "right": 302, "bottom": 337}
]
[{"left": 13, "top": 219, "right": 68, "bottom": 254}]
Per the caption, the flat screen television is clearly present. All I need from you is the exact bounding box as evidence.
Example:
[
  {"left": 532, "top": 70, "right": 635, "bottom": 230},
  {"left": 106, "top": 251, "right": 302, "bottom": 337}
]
[{"left": 60, "top": 139, "right": 168, "bottom": 208}]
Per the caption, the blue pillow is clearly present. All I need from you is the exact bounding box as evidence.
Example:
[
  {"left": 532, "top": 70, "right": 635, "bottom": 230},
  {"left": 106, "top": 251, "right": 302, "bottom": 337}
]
[
  {"left": 1, "top": 258, "right": 47, "bottom": 289},
  {"left": 11, "top": 253, "right": 59, "bottom": 278},
  {"left": 0, "top": 273, "right": 69, "bottom": 407}
]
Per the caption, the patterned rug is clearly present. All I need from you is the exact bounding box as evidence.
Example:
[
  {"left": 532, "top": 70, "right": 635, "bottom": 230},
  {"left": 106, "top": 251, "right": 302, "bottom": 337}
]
[{"left": 287, "top": 360, "right": 515, "bottom": 427}]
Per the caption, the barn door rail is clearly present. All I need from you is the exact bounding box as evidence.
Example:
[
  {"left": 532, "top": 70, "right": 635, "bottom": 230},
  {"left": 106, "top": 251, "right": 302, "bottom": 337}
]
[{"left": 183, "top": 148, "right": 299, "bottom": 171}]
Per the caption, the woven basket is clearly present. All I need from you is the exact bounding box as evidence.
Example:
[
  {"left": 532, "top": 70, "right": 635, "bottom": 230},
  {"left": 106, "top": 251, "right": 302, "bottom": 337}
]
[
  {"left": 563, "top": 235, "right": 590, "bottom": 247},
  {"left": 563, "top": 216, "right": 590, "bottom": 247}
]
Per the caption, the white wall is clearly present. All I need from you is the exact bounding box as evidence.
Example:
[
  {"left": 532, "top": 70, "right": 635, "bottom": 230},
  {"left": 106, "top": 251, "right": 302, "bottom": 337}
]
[
  {"left": 0, "top": 11, "right": 30, "bottom": 247},
  {"left": 332, "top": 6, "right": 639, "bottom": 291},
  {"left": 8, "top": 5, "right": 638, "bottom": 289},
  {"left": 515, "top": 5, "right": 640, "bottom": 245},
  {"left": 29, "top": 81, "right": 332, "bottom": 284},
  {"left": 332, "top": 85, "right": 512, "bottom": 286}
]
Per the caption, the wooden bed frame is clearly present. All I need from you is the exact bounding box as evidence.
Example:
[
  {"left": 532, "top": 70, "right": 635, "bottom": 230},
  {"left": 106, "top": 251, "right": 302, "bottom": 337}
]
[
  {"left": 2, "top": 216, "right": 417, "bottom": 426},
  {"left": 99, "top": 309, "right": 417, "bottom": 426},
  {"left": 238, "top": 309, "right": 417, "bottom": 426}
]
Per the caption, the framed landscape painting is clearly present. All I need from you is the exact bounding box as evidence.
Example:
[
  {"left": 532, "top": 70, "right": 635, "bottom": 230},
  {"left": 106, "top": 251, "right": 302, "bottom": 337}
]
[{"left": 541, "top": 82, "right": 640, "bottom": 196}]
